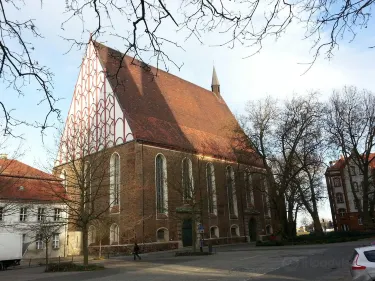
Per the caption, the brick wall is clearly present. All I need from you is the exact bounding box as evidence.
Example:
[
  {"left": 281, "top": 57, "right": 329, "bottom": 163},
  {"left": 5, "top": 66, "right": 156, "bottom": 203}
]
[{"left": 56, "top": 140, "right": 275, "bottom": 247}]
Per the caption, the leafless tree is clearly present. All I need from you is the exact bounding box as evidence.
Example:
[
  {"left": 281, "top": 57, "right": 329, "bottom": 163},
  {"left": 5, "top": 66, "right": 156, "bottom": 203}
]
[
  {"left": 62, "top": 0, "right": 375, "bottom": 75},
  {"left": 324, "top": 86, "right": 375, "bottom": 229},
  {"left": 29, "top": 220, "right": 66, "bottom": 270},
  {"left": 89, "top": 217, "right": 114, "bottom": 259},
  {"left": 0, "top": 1, "right": 59, "bottom": 136},
  {"left": 44, "top": 125, "right": 114, "bottom": 265},
  {"left": 165, "top": 154, "right": 207, "bottom": 253},
  {"left": 237, "top": 96, "right": 287, "bottom": 234},
  {"left": 238, "top": 93, "right": 326, "bottom": 237},
  {"left": 1, "top": 1, "right": 374, "bottom": 135},
  {"left": 300, "top": 216, "right": 309, "bottom": 228}
]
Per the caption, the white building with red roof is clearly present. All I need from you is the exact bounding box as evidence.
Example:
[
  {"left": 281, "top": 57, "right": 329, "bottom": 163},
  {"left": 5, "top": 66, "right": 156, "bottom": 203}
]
[
  {"left": 325, "top": 154, "right": 375, "bottom": 232},
  {"left": 0, "top": 156, "right": 68, "bottom": 259}
]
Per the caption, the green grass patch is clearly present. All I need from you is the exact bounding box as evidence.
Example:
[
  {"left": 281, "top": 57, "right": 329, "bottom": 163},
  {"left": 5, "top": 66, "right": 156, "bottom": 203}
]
[{"left": 45, "top": 262, "right": 105, "bottom": 272}]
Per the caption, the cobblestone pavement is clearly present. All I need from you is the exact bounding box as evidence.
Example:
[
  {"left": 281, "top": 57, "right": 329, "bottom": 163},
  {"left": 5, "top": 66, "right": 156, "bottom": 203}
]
[{"left": 1, "top": 240, "right": 366, "bottom": 281}]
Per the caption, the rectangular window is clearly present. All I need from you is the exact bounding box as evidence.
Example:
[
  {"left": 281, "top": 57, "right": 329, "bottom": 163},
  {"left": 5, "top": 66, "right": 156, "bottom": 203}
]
[
  {"left": 20, "top": 208, "right": 27, "bottom": 222},
  {"left": 0, "top": 207, "right": 3, "bottom": 221},
  {"left": 52, "top": 234, "right": 59, "bottom": 249},
  {"left": 54, "top": 208, "right": 61, "bottom": 221},
  {"left": 350, "top": 166, "right": 356, "bottom": 176},
  {"left": 36, "top": 234, "right": 43, "bottom": 250},
  {"left": 37, "top": 208, "right": 45, "bottom": 221},
  {"left": 333, "top": 177, "right": 341, "bottom": 187},
  {"left": 358, "top": 217, "right": 363, "bottom": 225},
  {"left": 354, "top": 200, "right": 361, "bottom": 210},
  {"left": 336, "top": 193, "right": 344, "bottom": 203},
  {"left": 339, "top": 209, "right": 346, "bottom": 217},
  {"left": 353, "top": 182, "right": 359, "bottom": 192}
]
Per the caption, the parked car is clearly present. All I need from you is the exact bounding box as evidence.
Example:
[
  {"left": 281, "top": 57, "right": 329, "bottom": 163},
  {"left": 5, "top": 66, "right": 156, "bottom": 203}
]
[{"left": 350, "top": 245, "right": 375, "bottom": 280}]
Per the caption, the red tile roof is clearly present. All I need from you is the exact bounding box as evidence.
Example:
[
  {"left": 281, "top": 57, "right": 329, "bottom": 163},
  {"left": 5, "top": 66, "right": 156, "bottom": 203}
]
[
  {"left": 327, "top": 158, "right": 345, "bottom": 171},
  {"left": 327, "top": 153, "right": 375, "bottom": 171},
  {"left": 93, "top": 42, "right": 263, "bottom": 167},
  {"left": 0, "top": 159, "right": 65, "bottom": 202}
]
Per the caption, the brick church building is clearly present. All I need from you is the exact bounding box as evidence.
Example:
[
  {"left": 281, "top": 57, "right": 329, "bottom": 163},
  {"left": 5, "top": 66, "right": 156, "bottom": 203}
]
[{"left": 54, "top": 39, "right": 275, "bottom": 252}]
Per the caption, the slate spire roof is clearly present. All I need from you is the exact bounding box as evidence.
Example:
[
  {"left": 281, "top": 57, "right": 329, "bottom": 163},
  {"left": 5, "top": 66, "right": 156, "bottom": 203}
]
[{"left": 212, "top": 66, "right": 220, "bottom": 86}]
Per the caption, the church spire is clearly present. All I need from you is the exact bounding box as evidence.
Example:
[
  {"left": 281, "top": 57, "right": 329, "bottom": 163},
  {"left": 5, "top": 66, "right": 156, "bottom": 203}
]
[{"left": 211, "top": 66, "right": 220, "bottom": 97}]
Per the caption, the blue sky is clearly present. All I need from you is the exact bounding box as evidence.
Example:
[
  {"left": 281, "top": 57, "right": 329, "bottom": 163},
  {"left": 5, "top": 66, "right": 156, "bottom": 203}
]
[{"left": 1, "top": 1, "right": 375, "bottom": 223}]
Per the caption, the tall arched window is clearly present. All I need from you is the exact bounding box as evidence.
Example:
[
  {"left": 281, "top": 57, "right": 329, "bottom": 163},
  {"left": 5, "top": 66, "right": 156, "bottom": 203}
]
[
  {"left": 88, "top": 225, "right": 96, "bottom": 245},
  {"left": 262, "top": 178, "right": 271, "bottom": 217},
  {"left": 110, "top": 223, "right": 119, "bottom": 244},
  {"left": 244, "top": 170, "right": 255, "bottom": 208},
  {"left": 110, "top": 153, "right": 120, "bottom": 207},
  {"left": 156, "top": 154, "right": 168, "bottom": 214},
  {"left": 182, "top": 158, "right": 193, "bottom": 201},
  {"left": 206, "top": 163, "right": 217, "bottom": 215},
  {"left": 226, "top": 166, "right": 238, "bottom": 218},
  {"left": 336, "top": 192, "right": 344, "bottom": 203}
]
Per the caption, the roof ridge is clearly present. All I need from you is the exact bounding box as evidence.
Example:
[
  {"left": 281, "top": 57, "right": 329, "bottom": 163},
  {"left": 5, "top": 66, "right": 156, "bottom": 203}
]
[
  {"left": 0, "top": 159, "right": 56, "bottom": 179},
  {"left": 92, "top": 41, "right": 224, "bottom": 99}
]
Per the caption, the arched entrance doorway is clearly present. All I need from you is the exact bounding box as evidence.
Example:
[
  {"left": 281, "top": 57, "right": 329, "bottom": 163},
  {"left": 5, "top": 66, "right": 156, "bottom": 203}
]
[
  {"left": 249, "top": 218, "right": 257, "bottom": 241},
  {"left": 182, "top": 219, "right": 192, "bottom": 247}
]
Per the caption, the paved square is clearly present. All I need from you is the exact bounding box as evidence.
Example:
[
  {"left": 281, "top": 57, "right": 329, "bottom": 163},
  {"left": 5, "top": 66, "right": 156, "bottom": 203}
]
[{"left": 1, "top": 240, "right": 362, "bottom": 281}]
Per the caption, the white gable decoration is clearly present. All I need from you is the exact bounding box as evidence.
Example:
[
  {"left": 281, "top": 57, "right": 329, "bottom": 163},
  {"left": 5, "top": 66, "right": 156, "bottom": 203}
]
[{"left": 56, "top": 41, "right": 133, "bottom": 165}]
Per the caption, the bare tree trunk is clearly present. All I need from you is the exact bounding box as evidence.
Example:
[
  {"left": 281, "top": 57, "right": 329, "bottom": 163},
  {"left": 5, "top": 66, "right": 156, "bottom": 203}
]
[
  {"left": 287, "top": 202, "right": 295, "bottom": 237},
  {"left": 82, "top": 225, "right": 89, "bottom": 265},
  {"left": 297, "top": 174, "right": 324, "bottom": 236}
]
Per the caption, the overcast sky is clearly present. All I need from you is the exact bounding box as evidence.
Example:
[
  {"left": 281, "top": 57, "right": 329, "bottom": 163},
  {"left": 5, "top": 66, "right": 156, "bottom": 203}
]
[{"left": 1, "top": 1, "right": 375, "bottom": 224}]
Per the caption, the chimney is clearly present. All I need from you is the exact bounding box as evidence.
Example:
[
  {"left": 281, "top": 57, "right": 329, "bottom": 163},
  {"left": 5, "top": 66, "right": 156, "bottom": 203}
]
[
  {"left": 211, "top": 66, "right": 220, "bottom": 97},
  {"left": 329, "top": 161, "right": 333, "bottom": 167}
]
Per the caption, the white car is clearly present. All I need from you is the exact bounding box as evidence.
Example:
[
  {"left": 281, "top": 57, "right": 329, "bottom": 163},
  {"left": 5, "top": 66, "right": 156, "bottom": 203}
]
[{"left": 350, "top": 246, "right": 375, "bottom": 281}]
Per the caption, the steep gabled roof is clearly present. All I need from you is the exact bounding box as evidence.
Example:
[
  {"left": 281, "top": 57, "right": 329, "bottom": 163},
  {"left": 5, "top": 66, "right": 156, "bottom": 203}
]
[
  {"left": 93, "top": 42, "right": 262, "bottom": 166},
  {"left": 0, "top": 159, "right": 65, "bottom": 202}
]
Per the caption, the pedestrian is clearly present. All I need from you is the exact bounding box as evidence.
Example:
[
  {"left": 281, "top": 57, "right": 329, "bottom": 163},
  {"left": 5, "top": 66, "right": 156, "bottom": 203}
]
[{"left": 133, "top": 242, "right": 141, "bottom": 260}]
